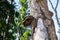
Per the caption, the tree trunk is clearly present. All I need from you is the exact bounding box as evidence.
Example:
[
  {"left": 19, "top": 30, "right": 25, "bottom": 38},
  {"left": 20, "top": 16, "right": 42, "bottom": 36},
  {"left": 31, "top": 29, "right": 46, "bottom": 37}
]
[
  {"left": 44, "top": 18, "right": 57, "bottom": 40},
  {"left": 28, "top": 0, "right": 57, "bottom": 40},
  {"left": 33, "top": 18, "right": 48, "bottom": 40}
]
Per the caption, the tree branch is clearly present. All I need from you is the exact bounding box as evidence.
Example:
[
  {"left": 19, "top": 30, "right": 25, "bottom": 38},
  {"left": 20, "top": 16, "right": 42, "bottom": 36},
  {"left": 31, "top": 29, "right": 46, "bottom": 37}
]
[
  {"left": 55, "top": 0, "right": 59, "bottom": 10},
  {"left": 49, "top": 0, "right": 60, "bottom": 27}
]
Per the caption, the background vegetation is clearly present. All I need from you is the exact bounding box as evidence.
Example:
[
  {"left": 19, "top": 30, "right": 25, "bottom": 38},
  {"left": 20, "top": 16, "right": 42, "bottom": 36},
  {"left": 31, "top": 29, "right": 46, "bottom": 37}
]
[{"left": 0, "top": 0, "right": 31, "bottom": 40}]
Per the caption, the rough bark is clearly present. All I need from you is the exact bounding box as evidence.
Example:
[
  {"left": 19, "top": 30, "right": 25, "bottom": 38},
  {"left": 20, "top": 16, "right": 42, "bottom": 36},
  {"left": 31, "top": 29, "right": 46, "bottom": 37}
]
[
  {"left": 33, "top": 18, "right": 48, "bottom": 40},
  {"left": 44, "top": 18, "right": 57, "bottom": 40},
  {"left": 28, "top": 0, "right": 57, "bottom": 40}
]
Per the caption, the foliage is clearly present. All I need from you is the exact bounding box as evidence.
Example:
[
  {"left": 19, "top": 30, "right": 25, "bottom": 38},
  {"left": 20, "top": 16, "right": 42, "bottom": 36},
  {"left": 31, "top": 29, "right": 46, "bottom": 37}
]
[
  {"left": 0, "top": 0, "right": 16, "bottom": 40},
  {"left": 0, "top": 0, "right": 31, "bottom": 40},
  {"left": 19, "top": 0, "right": 31, "bottom": 40}
]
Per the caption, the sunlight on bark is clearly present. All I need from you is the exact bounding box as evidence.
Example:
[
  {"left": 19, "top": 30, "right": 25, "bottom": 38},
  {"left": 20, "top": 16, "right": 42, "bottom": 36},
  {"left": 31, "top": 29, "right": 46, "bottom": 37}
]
[{"left": 33, "top": 18, "right": 48, "bottom": 40}]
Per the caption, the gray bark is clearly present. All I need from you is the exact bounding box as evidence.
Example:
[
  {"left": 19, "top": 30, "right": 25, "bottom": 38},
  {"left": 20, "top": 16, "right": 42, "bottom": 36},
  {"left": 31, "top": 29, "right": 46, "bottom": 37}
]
[
  {"left": 33, "top": 18, "right": 48, "bottom": 40},
  {"left": 28, "top": 0, "right": 57, "bottom": 40}
]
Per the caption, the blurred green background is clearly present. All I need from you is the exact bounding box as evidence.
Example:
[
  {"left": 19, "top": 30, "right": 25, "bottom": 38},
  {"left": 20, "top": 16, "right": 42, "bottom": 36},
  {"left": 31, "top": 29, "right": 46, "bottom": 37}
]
[{"left": 0, "top": 0, "right": 31, "bottom": 40}]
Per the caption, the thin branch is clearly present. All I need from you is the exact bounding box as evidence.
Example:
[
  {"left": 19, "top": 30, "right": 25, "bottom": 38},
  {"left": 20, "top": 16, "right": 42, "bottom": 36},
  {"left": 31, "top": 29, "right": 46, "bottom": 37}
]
[
  {"left": 55, "top": 0, "right": 59, "bottom": 10},
  {"left": 49, "top": 0, "right": 60, "bottom": 27},
  {"left": 54, "top": 9, "right": 60, "bottom": 27},
  {"left": 49, "top": 0, "right": 54, "bottom": 10}
]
